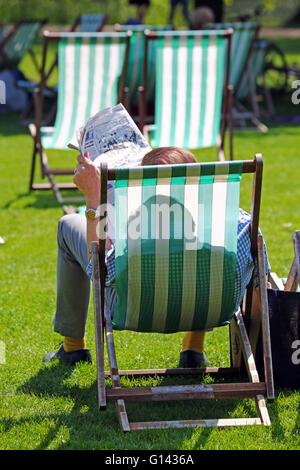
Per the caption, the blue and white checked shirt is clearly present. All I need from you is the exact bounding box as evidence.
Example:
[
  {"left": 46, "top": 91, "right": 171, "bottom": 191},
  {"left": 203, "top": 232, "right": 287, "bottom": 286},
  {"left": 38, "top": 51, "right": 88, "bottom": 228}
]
[{"left": 86, "top": 208, "right": 270, "bottom": 314}]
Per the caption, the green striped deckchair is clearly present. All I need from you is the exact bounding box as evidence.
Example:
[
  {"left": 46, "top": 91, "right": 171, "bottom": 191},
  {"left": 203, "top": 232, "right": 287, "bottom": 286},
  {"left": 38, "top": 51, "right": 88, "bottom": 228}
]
[
  {"left": 91, "top": 156, "right": 274, "bottom": 431},
  {"left": 28, "top": 31, "right": 131, "bottom": 203},
  {"left": 140, "top": 30, "right": 233, "bottom": 161},
  {"left": 79, "top": 14, "right": 107, "bottom": 32},
  {"left": 211, "top": 22, "right": 268, "bottom": 132},
  {"left": 113, "top": 161, "right": 243, "bottom": 333},
  {"left": 19, "top": 15, "right": 107, "bottom": 124},
  {"left": 211, "top": 22, "right": 259, "bottom": 95},
  {"left": 237, "top": 39, "right": 275, "bottom": 119},
  {"left": 114, "top": 24, "right": 173, "bottom": 108},
  {"left": 0, "top": 19, "right": 47, "bottom": 70}
]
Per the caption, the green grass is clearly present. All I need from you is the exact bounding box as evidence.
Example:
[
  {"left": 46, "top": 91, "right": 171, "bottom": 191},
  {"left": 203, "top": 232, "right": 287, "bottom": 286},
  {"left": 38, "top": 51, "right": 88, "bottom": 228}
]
[{"left": 0, "top": 38, "right": 300, "bottom": 450}]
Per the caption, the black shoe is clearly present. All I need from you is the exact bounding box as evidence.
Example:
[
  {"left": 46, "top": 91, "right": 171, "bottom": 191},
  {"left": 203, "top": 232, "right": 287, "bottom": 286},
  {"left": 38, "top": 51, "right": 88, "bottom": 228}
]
[
  {"left": 42, "top": 343, "right": 92, "bottom": 365},
  {"left": 179, "top": 350, "right": 210, "bottom": 368}
]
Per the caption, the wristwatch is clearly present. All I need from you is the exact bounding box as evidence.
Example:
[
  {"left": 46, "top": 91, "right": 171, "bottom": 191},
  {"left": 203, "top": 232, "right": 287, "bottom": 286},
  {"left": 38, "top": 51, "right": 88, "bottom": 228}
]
[{"left": 85, "top": 207, "right": 100, "bottom": 220}]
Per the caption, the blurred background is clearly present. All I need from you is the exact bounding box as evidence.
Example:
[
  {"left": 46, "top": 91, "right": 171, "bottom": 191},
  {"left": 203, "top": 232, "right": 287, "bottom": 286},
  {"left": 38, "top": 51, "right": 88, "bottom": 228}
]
[{"left": 0, "top": 0, "right": 299, "bottom": 29}]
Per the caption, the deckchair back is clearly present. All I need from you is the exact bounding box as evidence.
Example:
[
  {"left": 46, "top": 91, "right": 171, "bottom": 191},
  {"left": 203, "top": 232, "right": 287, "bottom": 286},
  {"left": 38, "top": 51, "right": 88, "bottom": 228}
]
[
  {"left": 145, "top": 29, "right": 232, "bottom": 149},
  {"left": 211, "top": 22, "right": 259, "bottom": 95},
  {"left": 114, "top": 24, "right": 173, "bottom": 107},
  {"left": 111, "top": 160, "right": 244, "bottom": 333},
  {"left": 80, "top": 14, "right": 107, "bottom": 32},
  {"left": 237, "top": 39, "right": 268, "bottom": 100},
  {"left": 40, "top": 32, "right": 130, "bottom": 150},
  {"left": 0, "top": 20, "right": 45, "bottom": 69}
]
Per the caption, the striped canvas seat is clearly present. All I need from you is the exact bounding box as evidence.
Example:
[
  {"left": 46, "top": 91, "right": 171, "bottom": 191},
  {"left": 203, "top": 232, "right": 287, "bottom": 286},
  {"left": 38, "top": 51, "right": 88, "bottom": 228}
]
[
  {"left": 211, "top": 22, "right": 259, "bottom": 94},
  {"left": 112, "top": 161, "right": 242, "bottom": 333},
  {"left": 144, "top": 30, "right": 232, "bottom": 153},
  {"left": 40, "top": 32, "right": 130, "bottom": 150},
  {"left": 92, "top": 155, "right": 274, "bottom": 430},
  {"left": 0, "top": 20, "right": 45, "bottom": 69},
  {"left": 80, "top": 14, "right": 107, "bottom": 32},
  {"left": 114, "top": 24, "right": 173, "bottom": 107},
  {"left": 237, "top": 39, "right": 268, "bottom": 100}
]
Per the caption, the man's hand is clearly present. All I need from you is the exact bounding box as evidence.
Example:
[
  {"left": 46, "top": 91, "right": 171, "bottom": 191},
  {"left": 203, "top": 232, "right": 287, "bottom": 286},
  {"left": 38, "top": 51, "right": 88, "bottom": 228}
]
[{"left": 74, "top": 152, "right": 100, "bottom": 207}]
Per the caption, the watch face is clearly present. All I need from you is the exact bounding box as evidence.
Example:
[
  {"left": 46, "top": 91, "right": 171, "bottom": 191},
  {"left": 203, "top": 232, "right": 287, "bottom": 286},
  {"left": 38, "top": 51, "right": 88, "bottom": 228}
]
[{"left": 86, "top": 209, "right": 96, "bottom": 219}]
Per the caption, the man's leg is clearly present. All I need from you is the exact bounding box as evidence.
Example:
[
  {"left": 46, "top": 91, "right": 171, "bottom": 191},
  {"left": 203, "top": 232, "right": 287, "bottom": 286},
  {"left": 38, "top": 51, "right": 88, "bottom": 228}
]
[
  {"left": 43, "top": 214, "right": 92, "bottom": 364},
  {"left": 179, "top": 331, "right": 211, "bottom": 367}
]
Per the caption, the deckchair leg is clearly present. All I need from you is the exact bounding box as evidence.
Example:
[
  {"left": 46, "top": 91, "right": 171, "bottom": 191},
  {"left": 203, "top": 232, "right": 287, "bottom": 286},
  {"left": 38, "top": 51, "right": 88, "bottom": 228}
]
[
  {"left": 257, "top": 235, "right": 275, "bottom": 401},
  {"left": 234, "top": 309, "right": 271, "bottom": 426},
  {"left": 91, "top": 243, "right": 106, "bottom": 410},
  {"left": 29, "top": 142, "right": 38, "bottom": 193},
  {"left": 104, "top": 299, "right": 132, "bottom": 431},
  {"left": 229, "top": 316, "right": 242, "bottom": 371}
]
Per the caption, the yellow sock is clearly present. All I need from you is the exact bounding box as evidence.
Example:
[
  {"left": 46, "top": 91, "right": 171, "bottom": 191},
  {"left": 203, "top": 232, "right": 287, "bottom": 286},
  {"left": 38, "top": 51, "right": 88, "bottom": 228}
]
[
  {"left": 181, "top": 331, "right": 205, "bottom": 354},
  {"left": 64, "top": 336, "right": 86, "bottom": 353}
]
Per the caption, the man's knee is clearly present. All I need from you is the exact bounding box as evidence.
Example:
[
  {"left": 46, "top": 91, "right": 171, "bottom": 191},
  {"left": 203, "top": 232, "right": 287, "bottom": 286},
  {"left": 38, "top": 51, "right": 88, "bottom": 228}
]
[{"left": 57, "top": 213, "right": 85, "bottom": 249}]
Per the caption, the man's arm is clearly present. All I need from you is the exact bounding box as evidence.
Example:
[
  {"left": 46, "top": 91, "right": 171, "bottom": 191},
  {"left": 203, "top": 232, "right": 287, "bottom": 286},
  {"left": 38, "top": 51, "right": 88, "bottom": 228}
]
[{"left": 73, "top": 153, "right": 100, "bottom": 262}]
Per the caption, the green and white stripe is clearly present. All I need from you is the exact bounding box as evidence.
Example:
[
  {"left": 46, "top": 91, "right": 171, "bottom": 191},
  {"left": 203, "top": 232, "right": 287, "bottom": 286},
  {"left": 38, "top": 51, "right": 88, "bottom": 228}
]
[
  {"left": 115, "top": 24, "right": 173, "bottom": 107},
  {"left": 41, "top": 32, "right": 128, "bottom": 149},
  {"left": 80, "top": 14, "right": 106, "bottom": 32},
  {"left": 212, "top": 22, "right": 257, "bottom": 91},
  {"left": 149, "top": 30, "right": 227, "bottom": 150},
  {"left": 2, "top": 21, "right": 42, "bottom": 68},
  {"left": 237, "top": 39, "right": 268, "bottom": 100},
  {"left": 113, "top": 161, "right": 242, "bottom": 333}
]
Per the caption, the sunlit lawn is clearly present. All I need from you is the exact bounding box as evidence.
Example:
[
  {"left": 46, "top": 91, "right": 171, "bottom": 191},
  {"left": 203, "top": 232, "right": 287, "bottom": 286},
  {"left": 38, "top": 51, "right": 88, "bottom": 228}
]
[{"left": 0, "top": 36, "right": 299, "bottom": 450}]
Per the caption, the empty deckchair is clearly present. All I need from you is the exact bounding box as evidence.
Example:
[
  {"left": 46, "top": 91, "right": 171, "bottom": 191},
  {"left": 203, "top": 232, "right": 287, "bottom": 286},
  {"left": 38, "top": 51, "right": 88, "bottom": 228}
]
[
  {"left": 72, "top": 14, "right": 108, "bottom": 33},
  {"left": 0, "top": 19, "right": 47, "bottom": 71},
  {"left": 237, "top": 40, "right": 275, "bottom": 120},
  {"left": 212, "top": 22, "right": 267, "bottom": 132},
  {"left": 28, "top": 31, "right": 131, "bottom": 203},
  {"left": 114, "top": 24, "right": 173, "bottom": 111},
  {"left": 19, "top": 15, "right": 107, "bottom": 124},
  {"left": 92, "top": 155, "right": 274, "bottom": 431},
  {"left": 139, "top": 29, "right": 233, "bottom": 161}
]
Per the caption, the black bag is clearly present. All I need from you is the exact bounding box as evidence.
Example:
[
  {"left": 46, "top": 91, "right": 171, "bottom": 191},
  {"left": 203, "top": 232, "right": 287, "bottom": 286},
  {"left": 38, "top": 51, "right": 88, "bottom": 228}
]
[{"left": 255, "top": 288, "right": 300, "bottom": 389}]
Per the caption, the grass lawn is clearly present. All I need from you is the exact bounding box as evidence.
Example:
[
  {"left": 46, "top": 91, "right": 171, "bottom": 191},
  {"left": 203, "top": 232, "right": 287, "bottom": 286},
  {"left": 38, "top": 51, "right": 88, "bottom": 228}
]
[{"left": 0, "top": 37, "right": 300, "bottom": 450}]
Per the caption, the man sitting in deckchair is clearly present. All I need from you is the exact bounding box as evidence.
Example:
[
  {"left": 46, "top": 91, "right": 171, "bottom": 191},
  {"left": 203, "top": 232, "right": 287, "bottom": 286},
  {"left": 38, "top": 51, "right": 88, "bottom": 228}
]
[{"left": 43, "top": 147, "right": 270, "bottom": 367}]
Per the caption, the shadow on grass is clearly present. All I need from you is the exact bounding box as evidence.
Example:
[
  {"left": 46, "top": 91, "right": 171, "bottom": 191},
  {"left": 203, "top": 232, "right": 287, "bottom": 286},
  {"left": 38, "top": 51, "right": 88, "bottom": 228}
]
[
  {"left": 0, "top": 113, "right": 30, "bottom": 136},
  {"left": 2, "top": 191, "right": 84, "bottom": 211},
  {"left": 8, "top": 361, "right": 284, "bottom": 449}
]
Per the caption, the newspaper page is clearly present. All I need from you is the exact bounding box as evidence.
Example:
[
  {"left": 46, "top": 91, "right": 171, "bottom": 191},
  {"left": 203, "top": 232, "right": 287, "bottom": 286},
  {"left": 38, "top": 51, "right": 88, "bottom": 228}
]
[
  {"left": 68, "top": 103, "right": 152, "bottom": 243},
  {"left": 68, "top": 103, "right": 151, "bottom": 168}
]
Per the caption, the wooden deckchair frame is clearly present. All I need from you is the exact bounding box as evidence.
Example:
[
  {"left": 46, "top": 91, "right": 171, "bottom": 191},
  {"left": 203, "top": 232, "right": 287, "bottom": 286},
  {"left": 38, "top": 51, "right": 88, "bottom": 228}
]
[
  {"left": 270, "top": 231, "right": 300, "bottom": 292},
  {"left": 91, "top": 155, "right": 274, "bottom": 431},
  {"left": 28, "top": 31, "right": 131, "bottom": 204},
  {"left": 138, "top": 29, "right": 234, "bottom": 162}
]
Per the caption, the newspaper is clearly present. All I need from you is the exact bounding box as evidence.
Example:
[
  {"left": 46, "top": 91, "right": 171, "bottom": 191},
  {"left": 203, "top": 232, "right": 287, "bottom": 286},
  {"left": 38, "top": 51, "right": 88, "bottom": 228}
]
[
  {"left": 68, "top": 103, "right": 151, "bottom": 168},
  {"left": 68, "top": 103, "right": 152, "bottom": 243}
]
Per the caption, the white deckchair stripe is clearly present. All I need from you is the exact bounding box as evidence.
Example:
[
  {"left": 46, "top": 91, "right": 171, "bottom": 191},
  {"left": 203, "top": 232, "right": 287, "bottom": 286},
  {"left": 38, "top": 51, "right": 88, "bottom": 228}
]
[
  {"left": 174, "top": 38, "right": 188, "bottom": 147},
  {"left": 151, "top": 182, "right": 171, "bottom": 332},
  {"left": 90, "top": 41, "right": 105, "bottom": 115},
  {"left": 203, "top": 39, "right": 217, "bottom": 148},
  {"left": 160, "top": 39, "right": 173, "bottom": 146},
  {"left": 125, "top": 180, "right": 142, "bottom": 330},
  {"left": 179, "top": 173, "right": 201, "bottom": 330},
  {"left": 205, "top": 174, "right": 228, "bottom": 329},
  {"left": 55, "top": 41, "right": 75, "bottom": 148},
  {"left": 188, "top": 39, "right": 202, "bottom": 149},
  {"left": 72, "top": 43, "right": 90, "bottom": 140},
  {"left": 104, "top": 41, "right": 120, "bottom": 108}
]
